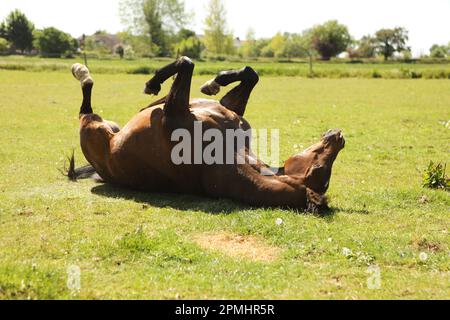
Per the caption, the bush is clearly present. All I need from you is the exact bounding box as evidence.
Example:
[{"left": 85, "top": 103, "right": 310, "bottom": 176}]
[
  {"left": 35, "top": 27, "right": 76, "bottom": 57},
  {"left": 422, "top": 161, "right": 449, "bottom": 191},
  {"left": 372, "top": 70, "right": 382, "bottom": 78},
  {"left": 128, "top": 66, "right": 152, "bottom": 75},
  {"left": 0, "top": 38, "right": 10, "bottom": 53},
  {"left": 175, "top": 36, "right": 203, "bottom": 59}
]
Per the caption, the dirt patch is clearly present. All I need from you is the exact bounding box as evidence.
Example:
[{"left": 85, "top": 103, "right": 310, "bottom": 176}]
[
  {"left": 411, "top": 237, "right": 442, "bottom": 253},
  {"left": 193, "top": 232, "right": 281, "bottom": 263}
]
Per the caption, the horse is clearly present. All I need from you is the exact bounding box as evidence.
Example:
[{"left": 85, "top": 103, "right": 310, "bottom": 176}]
[{"left": 69, "top": 57, "right": 345, "bottom": 213}]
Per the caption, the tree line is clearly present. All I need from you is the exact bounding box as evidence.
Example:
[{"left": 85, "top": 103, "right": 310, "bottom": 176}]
[{"left": 0, "top": 1, "right": 449, "bottom": 61}]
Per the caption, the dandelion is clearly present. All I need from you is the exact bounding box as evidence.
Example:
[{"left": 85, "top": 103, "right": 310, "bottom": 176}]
[
  {"left": 342, "top": 247, "right": 353, "bottom": 257},
  {"left": 276, "top": 218, "right": 284, "bottom": 226},
  {"left": 419, "top": 252, "right": 428, "bottom": 262}
]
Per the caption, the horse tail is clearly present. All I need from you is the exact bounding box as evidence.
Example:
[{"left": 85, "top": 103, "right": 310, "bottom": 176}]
[{"left": 65, "top": 151, "right": 100, "bottom": 182}]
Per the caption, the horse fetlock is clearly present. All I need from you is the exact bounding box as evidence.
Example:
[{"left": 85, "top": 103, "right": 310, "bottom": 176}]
[{"left": 72, "top": 63, "right": 93, "bottom": 86}]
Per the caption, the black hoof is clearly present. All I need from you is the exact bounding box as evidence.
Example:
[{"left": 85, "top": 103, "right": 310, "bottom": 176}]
[{"left": 144, "top": 79, "right": 161, "bottom": 95}]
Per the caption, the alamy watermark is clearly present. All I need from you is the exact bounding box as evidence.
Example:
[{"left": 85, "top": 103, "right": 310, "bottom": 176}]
[
  {"left": 170, "top": 121, "right": 280, "bottom": 173},
  {"left": 366, "top": 265, "right": 382, "bottom": 290},
  {"left": 67, "top": 265, "right": 81, "bottom": 294}
]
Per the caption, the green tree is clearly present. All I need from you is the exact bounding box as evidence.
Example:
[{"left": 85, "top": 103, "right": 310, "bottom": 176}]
[
  {"left": 117, "top": 31, "right": 155, "bottom": 57},
  {"left": 240, "top": 28, "right": 257, "bottom": 58},
  {"left": 203, "top": 0, "right": 233, "bottom": 55},
  {"left": 119, "top": 0, "right": 189, "bottom": 56},
  {"left": 0, "top": 22, "right": 7, "bottom": 40},
  {"left": 375, "top": 27, "right": 409, "bottom": 61},
  {"left": 176, "top": 28, "right": 196, "bottom": 41},
  {"left": 269, "top": 32, "right": 287, "bottom": 58},
  {"left": 175, "top": 35, "right": 204, "bottom": 59},
  {"left": 297, "top": 30, "right": 317, "bottom": 74},
  {"left": 0, "top": 38, "right": 10, "bottom": 54},
  {"left": 2, "top": 10, "right": 34, "bottom": 53},
  {"left": 429, "top": 44, "right": 448, "bottom": 59},
  {"left": 282, "top": 33, "right": 310, "bottom": 59},
  {"left": 309, "top": 20, "right": 351, "bottom": 60},
  {"left": 35, "top": 27, "right": 76, "bottom": 57},
  {"left": 357, "top": 35, "right": 377, "bottom": 58}
]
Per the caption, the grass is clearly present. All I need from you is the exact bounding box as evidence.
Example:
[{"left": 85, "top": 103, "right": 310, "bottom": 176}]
[
  {"left": 1, "top": 55, "right": 450, "bottom": 79},
  {"left": 0, "top": 69, "right": 449, "bottom": 300}
]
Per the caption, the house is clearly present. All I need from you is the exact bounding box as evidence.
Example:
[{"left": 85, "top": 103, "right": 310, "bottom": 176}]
[{"left": 78, "top": 33, "right": 124, "bottom": 54}]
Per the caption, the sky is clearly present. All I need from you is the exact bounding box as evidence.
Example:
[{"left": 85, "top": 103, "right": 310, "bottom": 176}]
[{"left": 1, "top": 0, "right": 449, "bottom": 56}]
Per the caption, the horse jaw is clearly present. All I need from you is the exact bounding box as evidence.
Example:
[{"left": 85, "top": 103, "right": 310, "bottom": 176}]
[{"left": 283, "top": 130, "right": 345, "bottom": 193}]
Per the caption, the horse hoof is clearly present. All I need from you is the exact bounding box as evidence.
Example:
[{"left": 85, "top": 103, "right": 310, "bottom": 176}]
[
  {"left": 200, "top": 79, "right": 221, "bottom": 96},
  {"left": 72, "top": 63, "right": 93, "bottom": 86},
  {"left": 144, "top": 79, "right": 161, "bottom": 96}
]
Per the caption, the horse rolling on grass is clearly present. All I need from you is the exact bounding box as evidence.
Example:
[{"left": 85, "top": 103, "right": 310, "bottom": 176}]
[{"left": 68, "top": 57, "right": 345, "bottom": 213}]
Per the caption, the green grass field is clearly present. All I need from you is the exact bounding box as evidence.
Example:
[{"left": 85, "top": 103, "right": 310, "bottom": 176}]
[
  {"left": 0, "top": 68, "right": 449, "bottom": 299},
  {"left": 1, "top": 55, "right": 450, "bottom": 78}
]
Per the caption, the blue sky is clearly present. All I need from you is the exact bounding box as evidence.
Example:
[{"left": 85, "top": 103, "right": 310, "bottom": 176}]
[{"left": 1, "top": 0, "right": 449, "bottom": 56}]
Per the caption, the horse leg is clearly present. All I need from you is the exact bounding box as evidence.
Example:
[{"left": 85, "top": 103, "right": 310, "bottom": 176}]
[
  {"left": 72, "top": 63, "right": 94, "bottom": 116},
  {"left": 69, "top": 64, "right": 118, "bottom": 182},
  {"left": 144, "top": 56, "right": 194, "bottom": 117},
  {"left": 200, "top": 66, "right": 259, "bottom": 116},
  {"left": 72, "top": 63, "right": 121, "bottom": 132}
]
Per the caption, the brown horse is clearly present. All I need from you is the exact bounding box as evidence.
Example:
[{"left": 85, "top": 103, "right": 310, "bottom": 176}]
[{"left": 70, "top": 57, "right": 345, "bottom": 213}]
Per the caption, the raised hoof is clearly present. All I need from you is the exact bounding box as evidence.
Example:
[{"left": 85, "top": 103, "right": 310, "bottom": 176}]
[
  {"left": 200, "top": 79, "right": 221, "bottom": 96},
  {"left": 71, "top": 63, "right": 93, "bottom": 86},
  {"left": 144, "top": 79, "right": 161, "bottom": 96}
]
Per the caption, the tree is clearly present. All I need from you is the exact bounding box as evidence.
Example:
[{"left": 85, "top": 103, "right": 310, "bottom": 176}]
[
  {"left": 309, "top": 20, "right": 351, "bottom": 60},
  {"left": 240, "top": 28, "right": 257, "bottom": 58},
  {"left": 176, "top": 28, "right": 196, "bottom": 42},
  {"left": 2, "top": 10, "right": 34, "bottom": 53},
  {"left": 119, "top": 0, "right": 189, "bottom": 56},
  {"left": 0, "top": 22, "right": 7, "bottom": 40},
  {"left": 0, "top": 38, "right": 10, "bottom": 54},
  {"left": 175, "top": 35, "right": 203, "bottom": 59},
  {"left": 375, "top": 27, "right": 409, "bottom": 61},
  {"left": 282, "top": 33, "right": 310, "bottom": 59},
  {"left": 357, "top": 35, "right": 377, "bottom": 58},
  {"left": 203, "top": 0, "right": 234, "bottom": 55},
  {"left": 117, "top": 31, "right": 155, "bottom": 57},
  {"left": 429, "top": 44, "right": 448, "bottom": 59},
  {"left": 269, "top": 32, "right": 287, "bottom": 58},
  {"left": 35, "top": 27, "right": 76, "bottom": 57}
]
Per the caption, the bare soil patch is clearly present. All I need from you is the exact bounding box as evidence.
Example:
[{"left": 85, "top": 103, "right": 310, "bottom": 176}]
[{"left": 193, "top": 232, "right": 281, "bottom": 262}]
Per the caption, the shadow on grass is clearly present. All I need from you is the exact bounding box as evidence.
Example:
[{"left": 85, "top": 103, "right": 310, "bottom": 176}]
[
  {"left": 323, "top": 207, "right": 370, "bottom": 221},
  {"left": 91, "top": 184, "right": 361, "bottom": 217},
  {"left": 91, "top": 184, "right": 248, "bottom": 215}
]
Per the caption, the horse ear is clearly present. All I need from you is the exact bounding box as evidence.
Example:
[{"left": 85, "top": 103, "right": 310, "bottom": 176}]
[{"left": 306, "top": 188, "right": 329, "bottom": 214}]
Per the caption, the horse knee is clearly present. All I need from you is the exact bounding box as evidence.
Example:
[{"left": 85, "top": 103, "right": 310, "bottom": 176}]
[{"left": 178, "top": 56, "right": 195, "bottom": 71}]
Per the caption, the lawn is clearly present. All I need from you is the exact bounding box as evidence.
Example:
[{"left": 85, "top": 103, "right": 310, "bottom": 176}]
[
  {"left": 1, "top": 55, "right": 450, "bottom": 78},
  {"left": 0, "top": 69, "right": 448, "bottom": 299}
]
